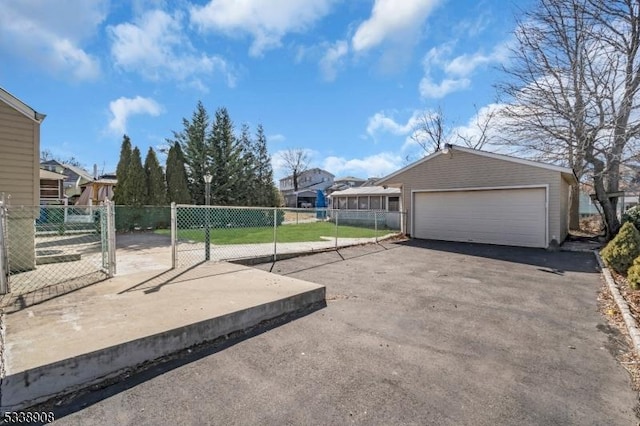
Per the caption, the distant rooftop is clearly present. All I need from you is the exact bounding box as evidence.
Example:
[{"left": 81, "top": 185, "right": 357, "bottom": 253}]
[{"left": 329, "top": 186, "right": 401, "bottom": 196}]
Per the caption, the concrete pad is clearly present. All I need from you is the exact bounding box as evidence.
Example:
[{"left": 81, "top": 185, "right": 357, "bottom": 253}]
[{"left": 0, "top": 262, "right": 325, "bottom": 410}]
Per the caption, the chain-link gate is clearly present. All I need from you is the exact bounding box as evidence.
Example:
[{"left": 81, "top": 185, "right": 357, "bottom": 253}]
[
  {"left": 0, "top": 201, "right": 116, "bottom": 308},
  {"left": 172, "top": 204, "right": 279, "bottom": 268},
  {"left": 171, "top": 203, "right": 403, "bottom": 268}
]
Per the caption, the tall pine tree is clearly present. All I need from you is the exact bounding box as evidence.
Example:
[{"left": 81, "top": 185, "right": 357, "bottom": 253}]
[
  {"left": 209, "top": 107, "right": 243, "bottom": 205},
  {"left": 165, "top": 142, "right": 191, "bottom": 204},
  {"left": 144, "top": 147, "right": 167, "bottom": 205},
  {"left": 126, "top": 147, "right": 146, "bottom": 206},
  {"left": 113, "top": 135, "right": 132, "bottom": 204},
  {"left": 254, "top": 125, "right": 277, "bottom": 206},
  {"left": 168, "top": 101, "right": 210, "bottom": 204},
  {"left": 237, "top": 123, "right": 256, "bottom": 205}
]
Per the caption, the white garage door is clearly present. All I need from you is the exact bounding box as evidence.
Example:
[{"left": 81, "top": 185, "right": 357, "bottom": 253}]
[{"left": 413, "top": 187, "right": 547, "bottom": 248}]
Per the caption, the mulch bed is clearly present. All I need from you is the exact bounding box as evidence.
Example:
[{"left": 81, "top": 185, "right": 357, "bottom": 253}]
[{"left": 598, "top": 272, "right": 640, "bottom": 393}]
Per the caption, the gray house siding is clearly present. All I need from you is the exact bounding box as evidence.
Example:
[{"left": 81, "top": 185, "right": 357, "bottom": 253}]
[{"left": 0, "top": 94, "right": 42, "bottom": 272}]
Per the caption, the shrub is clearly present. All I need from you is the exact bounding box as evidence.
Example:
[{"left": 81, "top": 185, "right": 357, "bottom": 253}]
[
  {"left": 601, "top": 222, "right": 640, "bottom": 274},
  {"left": 622, "top": 205, "right": 640, "bottom": 231},
  {"left": 628, "top": 256, "right": 640, "bottom": 290}
]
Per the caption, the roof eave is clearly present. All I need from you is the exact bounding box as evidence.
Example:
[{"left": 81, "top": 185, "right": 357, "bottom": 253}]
[{"left": 0, "top": 87, "right": 46, "bottom": 123}]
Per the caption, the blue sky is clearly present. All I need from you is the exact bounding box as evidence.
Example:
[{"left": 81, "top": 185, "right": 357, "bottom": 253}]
[{"left": 0, "top": 0, "right": 532, "bottom": 180}]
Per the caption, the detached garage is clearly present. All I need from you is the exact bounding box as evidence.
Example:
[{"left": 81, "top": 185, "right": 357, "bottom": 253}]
[{"left": 376, "top": 145, "right": 577, "bottom": 248}]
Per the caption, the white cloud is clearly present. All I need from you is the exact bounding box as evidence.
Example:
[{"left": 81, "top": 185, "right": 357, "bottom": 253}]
[
  {"left": 108, "top": 96, "right": 163, "bottom": 135},
  {"left": 322, "top": 153, "right": 403, "bottom": 178},
  {"left": 366, "top": 110, "right": 423, "bottom": 137},
  {"left": 0, "top": 0, "right": 105, "bottom": 80},
  {"left": 352, "top": 0, "right": 441, "bottom": 52},
  {"left": 444, "top": 43, "right": 510, "bottom": 77},
  {"left": 190, "top": 0, "right": 335, "bottom": 57},
  {"left": 319, "top": 40, "right": 349, "bottom": 81},
  {"left": 419, "top": 41, "right": 509, "bottom": 99},
  {"left": 419, "top": 77, "right": 471, "bottom": 98},
  {"left": 268, "top": 134, "right": 286, "bottom": 143},
  {"left": 109, "top": 10, "right": 236, "bottom": 88}
]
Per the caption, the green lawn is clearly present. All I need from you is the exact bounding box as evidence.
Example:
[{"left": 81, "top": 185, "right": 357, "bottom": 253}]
[{"left": 155, "top": 221, "right": 389, "bottom": 244}]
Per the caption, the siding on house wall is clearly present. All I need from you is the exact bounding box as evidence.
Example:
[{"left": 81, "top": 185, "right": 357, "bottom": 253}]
[
  {"left": 0, "top": 100, "right": 39, "bottom": 206},
  {"left": 380, "top": 150, "right": 566, "bottom": 245},
  {"left": 0, "top": 99, "right": 39, "bottom": 271}
]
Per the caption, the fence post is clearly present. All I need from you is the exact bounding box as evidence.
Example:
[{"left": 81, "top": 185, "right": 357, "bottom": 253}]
[
  {"left": 0, "top": 203, "right": 8, "bottom": 294},
  {"left": 106, "top": 200, "right": 117, "bottom": 277},
  {"left": 335, "top": 209, "right": 339, "bottom": 250},
  {"left": 204, "top": 206, "right": 211, "bottom": 261},
  {"left": 171, "top": 202, "right": 177, "bottom": 269},
  {"left": 273, "top": 208, "right": 278, "bottom": 263},
  {"left": 374, "top": 211, "right": 378, "bottom": 243}
]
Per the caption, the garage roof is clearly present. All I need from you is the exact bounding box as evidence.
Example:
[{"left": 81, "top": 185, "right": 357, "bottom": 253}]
[{"left": 377, "top": 145, "right": 577, "bottom": 185}]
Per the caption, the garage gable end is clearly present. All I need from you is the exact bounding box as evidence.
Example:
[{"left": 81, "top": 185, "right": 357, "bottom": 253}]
[{"left": 376, "top": 146, "right": 572, "bottom": 248}]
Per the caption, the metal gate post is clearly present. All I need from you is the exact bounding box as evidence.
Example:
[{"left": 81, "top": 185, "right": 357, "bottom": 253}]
[
  {"left": 374, "top": 211, "right": 378, "bottom": 243},
  {"left": 171, "top": 202, "right": 177, "bottom": 269},
  {"left": 106, "top": 200, "right": 117, "bottom": 277},
  {"left": 273, "top": 208, "right": 277, "bottom": 263},
  {"left": 335, "top": 209, "right": 339, "bottom": 250},
  {"left": 0, "top": 204, "right": 8, "bottom": 294}
]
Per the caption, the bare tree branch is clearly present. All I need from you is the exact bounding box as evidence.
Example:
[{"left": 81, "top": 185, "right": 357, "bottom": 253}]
[
  {"left": 496, "top": 0, "right": 640, "bottom": 237},
  {"left": 280, "top": 148, "right": 309, "bottom": 192}
]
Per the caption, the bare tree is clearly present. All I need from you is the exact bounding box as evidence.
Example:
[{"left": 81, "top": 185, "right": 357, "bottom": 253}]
[
  {"left": 411, "top": 105, "right": 496, "bottom": 155},
  {"left": 281, "top": 148, "right": 310, "bottom": 192},
  {"left": 456, "top": 104, "right": 497, "bottom": 150},
  {"left": 496, "top": 0, "right": 640, "bottom": 238},
  {"left": 411, "top": 107, "right": 447, "bottom": 154}
]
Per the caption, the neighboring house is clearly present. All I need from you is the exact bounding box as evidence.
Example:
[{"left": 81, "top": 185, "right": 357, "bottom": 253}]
[
  {"left": 327, "top": 176, "right": 366, "bottom": 195},
  {"left": 623, "top": 193, "right": 640, "bottom": 211},
  {"left": 41, "top": 160, "right": 94, "bottom": 202},
  {"left": 76, "top": 176, "right": 116, "bottom": 205},
  {"left": 376, "top": 144, "right": 577, "bottom": 249},
  {"left": 579, "top": 191, "right": 600, "bottom": 217},
  {"left": 279, "top": 168, "right": 334, "bottom": 207},
  {"left": 0, "top": 86, "right": 46, "bottom": 272},
  {"left": 329, "top": 186, "right": 402, "bottom": 229},
  {"left": 361, "top": 177, "right": 380, "bottom": 187},
  {"left": 39, "top": 169, "right": 67, "bottom": 205}
]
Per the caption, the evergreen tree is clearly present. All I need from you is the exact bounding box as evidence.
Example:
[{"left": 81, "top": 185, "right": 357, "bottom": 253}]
[
  {"left": 209, "top": 107, "right": 243, "bottom": 205},
  {"left": 113, "top": 135, "right": 132, "bottom": 204},
  {"left": 168, "top": 101, "right": 210, "bottom": 204},
  {"left": 254, "top": 125, "right": 277, "bottom": 206},
  {"left": 237, "top": 123, "right": 256, "bottom": 205},
  {"left": 126, "top": 147, "right": 146, "bottom": 206},
  {"left": 165, "top": 142, "right": 191, "bottom": 204},
  {"left": 144, "top": 147, "right": 166, "bottom": 205}
]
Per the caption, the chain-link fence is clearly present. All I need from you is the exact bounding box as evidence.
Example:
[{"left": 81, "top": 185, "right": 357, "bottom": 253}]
[
  {"left": 111, "top": 205, "right": 173, "bottom": 275},
  {"left": 172, "top": 205, "right": 403, "bottom": 268},
  {"left": 0, "top": 202, "right": 115, "bottom": 309}
]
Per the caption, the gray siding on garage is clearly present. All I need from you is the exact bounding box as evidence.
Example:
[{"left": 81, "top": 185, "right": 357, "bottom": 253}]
[
  {"left": 559, "top": 175, "right": 570, "bottom": 241},
  {"left": 380, "top": 149, "right": 571, "bottom": 246}
]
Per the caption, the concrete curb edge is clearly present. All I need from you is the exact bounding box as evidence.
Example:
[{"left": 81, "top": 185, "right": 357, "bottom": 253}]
[{"left": 594, "top": 250, "right": 640, "bottom": 355}]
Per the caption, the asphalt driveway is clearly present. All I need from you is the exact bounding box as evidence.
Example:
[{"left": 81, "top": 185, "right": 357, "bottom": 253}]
[{"left": 53, "top": 240, "right": 637, "bottom": 425}]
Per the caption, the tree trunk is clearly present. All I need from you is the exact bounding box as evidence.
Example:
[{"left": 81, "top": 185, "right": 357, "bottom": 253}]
[
  {"left": 593, "top": 171, "right": 620, "bottom": 239},
  {"left": 569, "top": 184, "right": 580, "bottom": 230}
]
